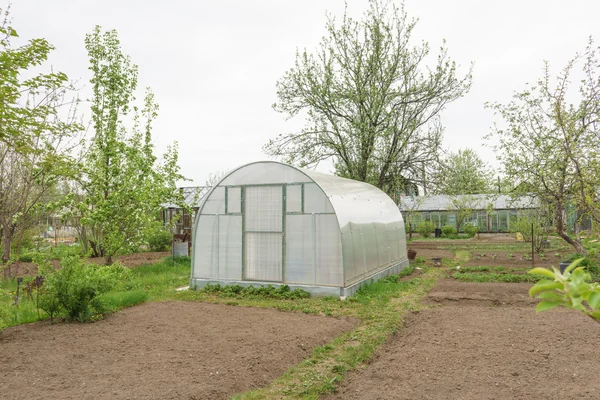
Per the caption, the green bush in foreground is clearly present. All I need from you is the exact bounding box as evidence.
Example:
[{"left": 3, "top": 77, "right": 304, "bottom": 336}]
[
  {"left": 39, "top": 256, "right": 133, "bottom": 322},
  {"left": 529, "top": 259, "right": 600, "bottom": 322}
]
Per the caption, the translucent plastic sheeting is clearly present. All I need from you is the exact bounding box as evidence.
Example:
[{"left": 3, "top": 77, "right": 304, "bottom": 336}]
[
  {"left": 244, "top": 232, "right": 282, "bottom": 282},
  {"left": 202, "top": 186, "right": 225, "bottom": 214},
  {"left": 286, "top": 184, "right": 302, "bottom": 213},
  {"left": 218, "top": 215, "right": 242, "bottom": 280},
  {"left": 227, "top": 187, "right": 241, "bottom": 214},
  {"left": 315, "top": 214, "right": 343, "bottom": 286},
  {"left": 285, "top": 214, "right": 315, "bottom": 284},
  {"left": 303, "top": 183, "right": 334, "bottom": 214},
  {"left": 245, "top": 186, "right": 283, "bottom": 232},
  {"left": 220, "top": 162, "right": 312, "bottom": 187},
  {"left": 193, "top": 215, "right": 218, "bottom": 278}
]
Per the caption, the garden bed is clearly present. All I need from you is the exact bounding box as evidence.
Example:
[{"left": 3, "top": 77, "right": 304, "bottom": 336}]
[
  {"left": 326, "top": 279, "right": 600, "bottom": 399},
  {"left": 0, "top": 301, "right": 356, "bottom": 399}
]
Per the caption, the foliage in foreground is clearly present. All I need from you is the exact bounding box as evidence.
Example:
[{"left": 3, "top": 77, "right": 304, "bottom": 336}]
[{"left": 529, "top": 259, "right": 600, "bottom": 323}]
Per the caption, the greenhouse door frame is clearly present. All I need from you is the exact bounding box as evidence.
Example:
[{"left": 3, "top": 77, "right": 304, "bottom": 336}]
[{"left": 241, "top": 184, "right": 286, "bottom": 283}]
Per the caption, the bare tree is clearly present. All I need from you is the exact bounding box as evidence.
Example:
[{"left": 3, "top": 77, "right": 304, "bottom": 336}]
[{"left": 265, "top": 0, "right": 472, "bottom": 196}]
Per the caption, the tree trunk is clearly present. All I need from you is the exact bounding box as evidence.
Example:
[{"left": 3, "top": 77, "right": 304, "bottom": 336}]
[
  {"left": 556, "top": 204, "right": 587, "bottom": 255},
  {"left": 105, "top": 254, "right": 113, "bottom": 266},
  {"left": 2, "top": 223, "right": 11, "bottom": 279}
]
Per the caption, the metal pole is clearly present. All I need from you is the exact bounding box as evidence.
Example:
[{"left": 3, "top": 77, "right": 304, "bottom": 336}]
[{"left": 531, "top": 222, "right": 534, "bottom": 267}]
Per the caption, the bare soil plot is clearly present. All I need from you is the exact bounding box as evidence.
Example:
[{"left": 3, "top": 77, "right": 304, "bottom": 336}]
[
  {"left": 326, "top": 279, "right": 600, "bottom": 400},
  {"left": 0, "top": 301, "right": 356, "bottom": 400},
  {"left": 13, "top": 251, "right": 169, "bottom": 277}
]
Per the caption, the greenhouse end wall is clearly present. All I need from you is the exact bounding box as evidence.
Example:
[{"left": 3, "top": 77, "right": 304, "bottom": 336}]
[{"left": 190, "top": 161, "right": 408, "bottom": 297}]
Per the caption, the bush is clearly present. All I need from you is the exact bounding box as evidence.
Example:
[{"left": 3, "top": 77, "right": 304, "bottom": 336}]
[
  {"left": 441, "top": 225, "right": 456, "bottom": 237},
  {"left": 464, "top": 223, "right": 478, "bottom": 237},
  {"left": 38, "top": 256, "right": 130, "bottom": 322},
  {"left": 416, "top": 220, "right": 435, "bottom": 238},
  {"left": 145, "top": 222, "right": 172, "bottom": 252}
]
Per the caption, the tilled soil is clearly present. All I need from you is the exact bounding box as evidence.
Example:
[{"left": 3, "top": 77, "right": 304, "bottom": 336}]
[
  {"left": 327, "top": 279, "right": 600, "bottom": 400},
  {"left": 0, "top": 301, "right": 356, "bottom": 400}
]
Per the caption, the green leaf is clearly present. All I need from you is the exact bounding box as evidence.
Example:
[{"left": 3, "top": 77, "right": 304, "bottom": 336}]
[
  {"left": 587, "top": 291, "right": 600, "bottom": 310},
  {"left": 536, "top": 300, "right": 560, "bottom": 312},
  {"left": 565, "top": 258, "right": 584, "bottom": 274},
  {"left": 529, "top": 280, "right": 563, "bottom": 296},
  {"left": 528, "top": 268, "right": 555, "bottom": 279}
]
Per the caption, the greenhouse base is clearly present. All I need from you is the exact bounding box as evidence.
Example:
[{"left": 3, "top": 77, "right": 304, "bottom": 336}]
[{"left": 190, "top": 258, "right": 410, "bottom": 298}]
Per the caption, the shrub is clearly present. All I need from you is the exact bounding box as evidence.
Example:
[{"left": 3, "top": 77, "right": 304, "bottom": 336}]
[
  {"left": 38, "top": 256, "right": 130, "bottom": 322},
  {"left": 416, "top": 220, "right": 435, "bottom": 238},
  {"left": 145, "top": 222, "right": 172, "bottom": 252},
  {"left": 441, "top": 225, "right": 456, "bottom": 237},
  {"left": 464, "top": 223, "right": 478, "bottom": 237}
]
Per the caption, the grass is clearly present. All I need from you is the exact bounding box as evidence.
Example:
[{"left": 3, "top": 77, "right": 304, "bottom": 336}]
[
  {"left": 219, "top": 267, "right": 446, "bottom": 399},
  {"left": 0, "top": 256, "right": 191, "bottom": 330}
]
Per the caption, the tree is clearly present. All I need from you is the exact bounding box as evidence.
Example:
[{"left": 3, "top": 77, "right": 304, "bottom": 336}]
[
  {"left": 0, "top": 6, "right": 82, "bottom": 277},
  {"left": 487, "top": 39, "right": 600, "bottom": 254},
  {"left": 265, "top": 0, "right": 472, "bottom": 196},
  {"left": 432, "top": 148, "right": 494, "bottom": 195},
  {"left": 448, "top": 194, "right": 479, "bottom": 233},
  {"left": 399, "top": 194, "right": 423, "bottom": 239},
  {"left": 73, "top": 26, "right": 185, "bottom": 264}
]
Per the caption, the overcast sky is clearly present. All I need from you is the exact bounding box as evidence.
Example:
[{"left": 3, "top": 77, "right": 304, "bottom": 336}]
[{"left": 11, "top": 0, "right": 600, "bottom": 185}]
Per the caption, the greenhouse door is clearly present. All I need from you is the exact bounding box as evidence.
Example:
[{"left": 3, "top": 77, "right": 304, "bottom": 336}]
[{"left": 243, "top": 185, "right": 283, "bottom": 282}]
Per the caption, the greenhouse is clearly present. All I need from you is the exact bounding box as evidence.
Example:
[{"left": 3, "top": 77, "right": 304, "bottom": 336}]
[
  {"left": 191, "top": 161, "right": 408, "bottom": 297},
  {"left": 400, "top": 194, "right": 538, "bottom": 233}
]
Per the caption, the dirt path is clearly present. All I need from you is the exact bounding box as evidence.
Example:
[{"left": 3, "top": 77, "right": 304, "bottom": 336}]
[
  {"left": 0, "top": 301, "right": 356, "bottom": 400},
  {"left": 326, "top": 279, "right": 600, "bottom": 400}
]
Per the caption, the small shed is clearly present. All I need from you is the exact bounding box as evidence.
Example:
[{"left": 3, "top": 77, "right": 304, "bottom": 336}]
[{"left": 191, "top": 161, "right": 408, "bottom": 296}]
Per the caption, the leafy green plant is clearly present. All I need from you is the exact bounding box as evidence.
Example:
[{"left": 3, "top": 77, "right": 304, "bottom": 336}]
[
  {"left": 145, "top": 221, "right": 172, "bottom": 252},
  {"left": 414, "top": 256, "right": 426, "bottom": 265},
  {"left": 202, "top": 284, "right": 310, "bottom": 300},
  {"left": 454, "top": 272, "right": 540, "bottom": 283},
  {"left": 464, "top": 223, "right": 478, "bottom": 237},
  {"left": 441, "top": 225, "right": 457, "bottom": 237},
  {"left": 416, "top": 220, "right": 435, "bottom": 238},
  {"left": 38, "top": 256, "right": 131, "bottom": 322},
  {"left": 529, "top": 259, "right": 600, "bottom": 322}
]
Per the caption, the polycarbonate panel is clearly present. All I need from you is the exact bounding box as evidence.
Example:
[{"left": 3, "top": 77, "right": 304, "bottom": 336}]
[
  {"left": 227, "top": 187, "right": 241, "bottom": 214},
  {"left": 315, "top": 214, "right": 343, "bottom": 286},
  {"left": 388, "top": 223, "right": 400, "bottom": 261},
  {"left": 244, "top": 232, "right": 282, "bottom": 281},
  {"left": 202, "top": 186, "right": 226, "bottom": 215},
  {"left": 303, "top": 183, "right": 334, "bottom": 213},
  {"left": 285, "top": 214, "right": 315, "bottom": 284},
  {"left": 351, "top": 224, "right": 367, "bottom": 278},
  {"left": 286, "top": 184, "right": 302, "bottom": 213},
  {"left": 375, "top": 223, "right": 391, "bottom": 267},
  {"left": 193, "top": 215, "right": 218, "bottom": 278},
  {"left": 245, "top": 186, "right": 283, "bottom": 232},
  {"left": 218, "top": 215, "right": 242, "bottom": 280},
  {"left": 220, "top": 162, "right": 312, "bottom": 186}
]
